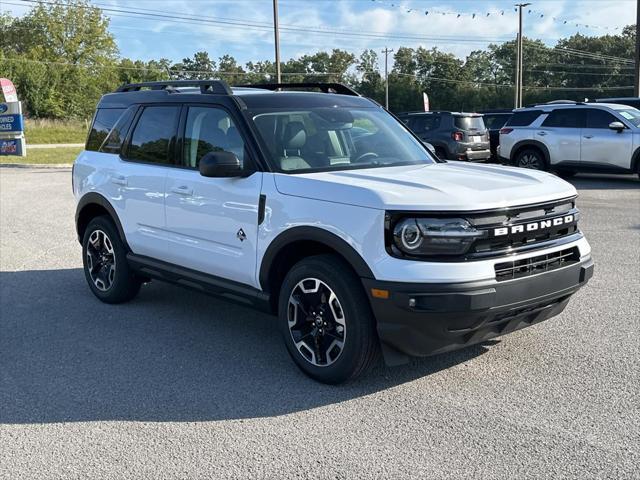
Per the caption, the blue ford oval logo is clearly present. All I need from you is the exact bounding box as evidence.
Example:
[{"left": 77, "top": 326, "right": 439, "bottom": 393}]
[{"left": 0, "top": 104, "right": 8, "bottom": 114}]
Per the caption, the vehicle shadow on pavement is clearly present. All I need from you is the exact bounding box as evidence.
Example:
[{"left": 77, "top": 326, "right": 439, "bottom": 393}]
[
  {"left": 0, "top": 268, "right": 491, "bottom": 425},
  {"left": 567, "top": 174, "right": 639, "bottom": 190}
]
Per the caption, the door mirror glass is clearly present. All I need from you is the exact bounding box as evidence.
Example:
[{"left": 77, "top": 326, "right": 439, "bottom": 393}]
[
  {"left": 199, "top": 151, "right": 244, "bottom": 177},
  {"left": 422, "top": 141, "right": 436, "bottom": 155},
  {"left": 608, "top": 121, "right": 625, "bottom": 132}
]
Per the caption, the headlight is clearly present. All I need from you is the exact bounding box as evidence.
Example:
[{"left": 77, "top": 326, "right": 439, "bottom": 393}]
[{"left": 392, "top": 217, "right": 486, "bottom": 257}]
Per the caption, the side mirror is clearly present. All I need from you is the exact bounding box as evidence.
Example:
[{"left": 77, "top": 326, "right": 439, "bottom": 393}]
[
  {"left": 422, "top": 141, "right": 436, "bottom": 156},
  {"left": 199, "top": 151, "right": 244, "bottom": 177},
  {"left": 608, "top": 121, "right": 625, "bottom": 132}
]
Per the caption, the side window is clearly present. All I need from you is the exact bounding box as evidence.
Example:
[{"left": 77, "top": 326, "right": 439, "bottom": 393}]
[
  {"left": 99, "top": 106, "right": 136, "bottom": 155},
  {"left": 542, "top": 109, "right": 585, "bottom": 128},
  {"left": 505, "top": 110, "right": 542, "bottom": 127},
  {"left": 126, "top": 106, "right": 180, "bottom": 165},
  {"left": 183, "top": 106, "right": 246, "bottom": 168},
  {"left": 585, "top": 109, "right": 618, "bottom": 129},
  {"left": 86, "top": 108, "right": 125, "bottom": 151}
]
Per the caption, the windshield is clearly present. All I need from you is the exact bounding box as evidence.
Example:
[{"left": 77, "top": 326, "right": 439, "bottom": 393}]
[
  {"left": 454, "top": 116, "right": 485, "bottom": 131},
  {"left": 248, "top": 107, "right": 435, "bottom": 173},
  {"left": 618, "top": 108, "right": 640, "bottom": 127}
]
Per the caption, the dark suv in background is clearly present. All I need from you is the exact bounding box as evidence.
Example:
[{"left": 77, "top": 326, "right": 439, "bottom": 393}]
[
  {"left": 398, "top": 111, "right": 490, "bottom": 161},
  {"left": 478, "top": 109, "right": 512, "bottom": 161}
]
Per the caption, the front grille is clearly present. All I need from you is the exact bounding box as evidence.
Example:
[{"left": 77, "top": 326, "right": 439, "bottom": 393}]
[
  {"left": 467, "top": 198, "right": 579, "bottom": 257},
  {"left": 494, "top": 247, "right": 580, "bottom": 281}
]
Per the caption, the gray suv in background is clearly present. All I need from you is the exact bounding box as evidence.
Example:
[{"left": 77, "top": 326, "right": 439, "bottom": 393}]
[
  {"left": 398, "top": 111, "right": 490, "bottom": 161},
  {"left": 499, "top": 102, "right": 640, "bottom": 178}
]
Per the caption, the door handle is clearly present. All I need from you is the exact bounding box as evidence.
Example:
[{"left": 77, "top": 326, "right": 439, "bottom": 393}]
[
  {"left": 110, "top": 174, "right": 127, "bottom": 186},
  {"left": 537, "top": 131, "right": 547, "bottom": 136},
  {"left": 583, "top": 135, "right": 594, "bottom": 139},
  {"left": 170, "top": 185, "right": 193, "bottom": 196}
]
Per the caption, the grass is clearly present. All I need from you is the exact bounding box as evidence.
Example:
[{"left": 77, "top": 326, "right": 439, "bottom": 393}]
[
  {"left": 0, "top": 146, "right": 82, "bottom": 164},
  {"left": 23, "top": 118, "right": 89, "bottom": 145}
]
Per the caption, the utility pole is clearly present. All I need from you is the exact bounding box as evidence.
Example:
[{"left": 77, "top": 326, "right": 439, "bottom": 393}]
[
  {"left": 634, "top": 0, "right": 639, "bottom": 96},
  {"left": 514, "top": 3, "right": 531, "bottom": 108},
  {"left": 382, "top": 47, "right": 393, "bottom": 109},
  {"left": 273, "top": 0, "right": 281, "bottom": 83}
]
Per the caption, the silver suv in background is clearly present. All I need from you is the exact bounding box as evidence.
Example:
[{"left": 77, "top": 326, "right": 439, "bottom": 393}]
[
  {"left": 499, "top": 102, "right": 640, "bottom": 178},
  {"left": 398, "top": 111, "right": 490, "bottom": 161}
]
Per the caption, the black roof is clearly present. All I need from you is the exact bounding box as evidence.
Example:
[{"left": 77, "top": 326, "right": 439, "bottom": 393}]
[{"left": 99, "top": 80, "right": 375, "bottom": 110}]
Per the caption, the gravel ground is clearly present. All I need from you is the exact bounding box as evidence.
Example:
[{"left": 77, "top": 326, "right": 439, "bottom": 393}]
[{"left": 1, "top": 167, "right": 638, "bottom": 479}]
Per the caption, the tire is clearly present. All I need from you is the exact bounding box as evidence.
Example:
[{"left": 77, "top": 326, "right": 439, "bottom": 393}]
[
  {"left": 435, "top": 147, "right": 447, "bottom": 160},
  {"left": 82, "top": 215, "right": 142, "bottom": 304},
  {"left": 515, "top": 148, "right": 546, "bottom": 171},
  {"left": 278, "top": 254, "right": 380, "bottom": 384}
]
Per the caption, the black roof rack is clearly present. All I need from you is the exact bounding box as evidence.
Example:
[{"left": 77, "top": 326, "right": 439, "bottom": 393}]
[
  {"left": 238, "top": 82, "right": 361, "bottom": 96},
  {"left": 115, "top": 80, "right": 233, "bottom": 95}
]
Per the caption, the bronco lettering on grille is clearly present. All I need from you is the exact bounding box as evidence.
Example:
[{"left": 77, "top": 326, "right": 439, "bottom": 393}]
[{"left": 493, "top": 215, "right": 574, "bottom": 237}]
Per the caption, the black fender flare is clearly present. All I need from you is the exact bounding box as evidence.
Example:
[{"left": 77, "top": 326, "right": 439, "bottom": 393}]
[
  {"left": 75, "top": 192, "right": 129, "bottom": 248},
  {"left": 631, "top": 147, "right": 640, "bottom": 173},
  {"left": 510, "top": 140, "right": 551, "bottom": 166},
  {"left": 258, "top": 226, "right": 375, "bottom": 290}
]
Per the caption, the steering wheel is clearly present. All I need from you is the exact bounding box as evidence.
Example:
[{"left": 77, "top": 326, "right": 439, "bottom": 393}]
[{"left": 354, "top": 152, "right": 379, "bottom": 163}]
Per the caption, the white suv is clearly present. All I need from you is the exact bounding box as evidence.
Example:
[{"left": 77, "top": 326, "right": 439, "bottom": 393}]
[
  {"left": 499, "top": 101, "right": 640, "bottom": 178},
  {"left": 73, "top": 81, "right": 593, "bottom": 383}
]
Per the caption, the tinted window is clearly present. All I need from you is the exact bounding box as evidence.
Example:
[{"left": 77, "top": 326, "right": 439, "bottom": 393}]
[
  {"left": 86, "top": 108, "right": 124, "bottom": 151},
  {"left": 505, "top": 110, "right": 543, "bottom": 127},
  {"left": 99, "top": 106, "right": 136, "bottom": 154},
  {"left": 454, "top": 116, "right": 485, "bottom": 131},
  {"left": 585, "top": 109, "right": 619, "bottom": 129},
  {"left": 542, "top": 109, "right": 585, "bottom": 128},
  {"left": 483, "top": 114, "right": 511, "bottom": 129},
  {"left": 127, "top": 106, "right": 179, "bottom": 164},
  {"left": 409, "top": 115, "right": 440, "bottom": 132},
  {"left": 183, "top": 107, "right": 246, "bottom": 168}
]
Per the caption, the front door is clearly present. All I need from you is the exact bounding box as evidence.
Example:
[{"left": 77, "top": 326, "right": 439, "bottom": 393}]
[
  {"left": 580, "top": 108, "right": 633, "bottom": 170},
  {"left": 164, "top": 105, "right": 263, "bottom": 288}
]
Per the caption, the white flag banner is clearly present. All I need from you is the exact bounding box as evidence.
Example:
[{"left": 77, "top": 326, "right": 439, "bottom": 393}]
[
  {"left": 423, "top": 92, "right": 430, "bottom": 112},
  {"left": 0, "top": 78, "right": 18, "bottom": 103}
]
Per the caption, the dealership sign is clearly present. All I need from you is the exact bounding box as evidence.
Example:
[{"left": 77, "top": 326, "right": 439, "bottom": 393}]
[{"left": 0, "top": 78, "right": 26, "bottom": 157}]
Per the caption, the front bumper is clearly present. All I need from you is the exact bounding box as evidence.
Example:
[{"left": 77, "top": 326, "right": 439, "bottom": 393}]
[{"left": 363, "top": 256, "right": 593, "bottom": 361}]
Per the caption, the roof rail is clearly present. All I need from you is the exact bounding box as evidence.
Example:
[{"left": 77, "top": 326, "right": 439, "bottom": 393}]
[
  {"left": 115, "top": 80, "right": 233, "bottom": 95},
  {"left": 238, "top": 82, "right": 361, "bottom": 96}
]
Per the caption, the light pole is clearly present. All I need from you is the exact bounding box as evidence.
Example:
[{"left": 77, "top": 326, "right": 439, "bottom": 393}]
[
  {"left": 382, "top": 47, "right": 394, "bottom": 109},
  {"left": 515, "top": 3, "right": 531, "bottom": 108},
  {"left": 273, "top": 0, "right": 281, "bottom": 83}
]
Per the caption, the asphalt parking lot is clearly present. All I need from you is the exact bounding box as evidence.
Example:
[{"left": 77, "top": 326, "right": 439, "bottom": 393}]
[{"left": 1, "top": 166, "right": 638, "bottom": 479}]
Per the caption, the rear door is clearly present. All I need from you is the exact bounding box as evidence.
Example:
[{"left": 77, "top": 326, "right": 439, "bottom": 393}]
[
  {"left": 116, "top": 104, "right": 180, "bottom": 260},
  {"left": 537, "top": 108, "right": 585, "bottom": 166},
  {"left": 163, "top": 104, "right": 263, "bottom": 288},
  {"left": 580, "top": 108, "right": 633, "bottom": 170}
]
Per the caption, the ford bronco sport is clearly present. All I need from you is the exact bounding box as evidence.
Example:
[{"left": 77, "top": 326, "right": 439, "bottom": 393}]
[{"left": 74, "top": 80, "right": 593, "bottom": 384}]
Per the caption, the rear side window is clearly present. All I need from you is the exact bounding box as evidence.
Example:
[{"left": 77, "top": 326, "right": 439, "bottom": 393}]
[
  {"left": 585, "top": 109, "right": 618, "bottom": 129},
  {"left": 99, "top": 106, "right": 136, "bottom": 155},
  {"left": 410, "top": 115, "right": 440, "bottom": 132},
  {"left": 542, "top": 109, "right": 585, "bottom": 128},
  {"left": 86, "top": 108, "right": 125, "bottom": 151},
  {"left": 505, "top": 110, "right": 543, "bottom": 127},
  {"left": 126, "top": 106, "right": 180, "bottom": 165},
  {"left": 454, "top": 116, "right": 485, "bottom": 131}
]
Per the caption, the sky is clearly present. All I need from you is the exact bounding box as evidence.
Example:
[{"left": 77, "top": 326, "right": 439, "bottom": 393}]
[{"left": 1, "top": 0, "right": 636, "bottom": 68}]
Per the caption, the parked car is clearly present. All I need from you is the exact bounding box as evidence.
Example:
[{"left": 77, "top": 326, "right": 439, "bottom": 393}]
[
  {"left": 397, "top": 111, "right": 491, "bottom": 161},
  {"left": 478, "top": 109, "right": 512, "bottom": 162},
  {"left": 499, "top": 101, "right": 640, "bottom": 178},
  {"left": 595, "top": 97, "right": 640, "bottom": 109},
  {"left": 73, "top": 81, "right": 593, "bottom": 383}
]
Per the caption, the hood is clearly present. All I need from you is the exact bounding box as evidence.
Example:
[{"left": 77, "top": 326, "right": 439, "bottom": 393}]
[{"left": 273, "top": 162, "right": 577, "bottom": 211}]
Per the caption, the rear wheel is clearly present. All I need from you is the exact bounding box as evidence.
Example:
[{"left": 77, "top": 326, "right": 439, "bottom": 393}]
[
  {"left": 82, "top": 216, "right": 142, "bottom": 304},
  {"left": 516, "top": 148, "right": 546, "bottom": 170},
  {"left": 278, "top": 254, "right": 379, "bottom": 384}
]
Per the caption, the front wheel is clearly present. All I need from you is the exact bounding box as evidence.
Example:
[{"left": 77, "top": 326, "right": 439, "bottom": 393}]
[
  {"left": 82, "top": 216, "right": 142, "bottom": 304},
  {"left": 278, "top": 255, "right": 379, "bottom": 384},
  {"left": 516, "top": 148, "right": 546, "bottom": 170}
]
